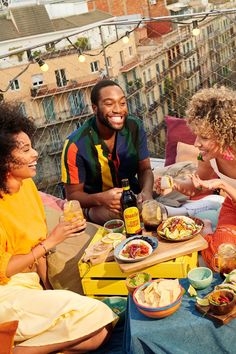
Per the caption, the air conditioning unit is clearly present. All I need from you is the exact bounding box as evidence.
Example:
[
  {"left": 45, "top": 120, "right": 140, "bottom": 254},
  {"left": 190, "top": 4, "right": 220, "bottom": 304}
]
[{"left": 149, "top": 0, "right": 157, "bottom": 5}]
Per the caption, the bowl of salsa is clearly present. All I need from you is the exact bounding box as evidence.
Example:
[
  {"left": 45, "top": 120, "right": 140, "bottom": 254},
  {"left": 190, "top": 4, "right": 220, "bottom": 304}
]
[
  {"left": 126, "top": 272, "right": 152, "bottom": 295},
  {"left": 104, "top": 219, "right": 124, "bottom": 234}
]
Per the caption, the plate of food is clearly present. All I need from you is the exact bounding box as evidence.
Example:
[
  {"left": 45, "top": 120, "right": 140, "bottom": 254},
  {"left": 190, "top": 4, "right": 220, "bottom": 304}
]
[
  {"left": 114, "top": 235, "right": 158, "bottom": 263},
  {"left": 157, "top": 216, "right": 204, "bottom": 242}
]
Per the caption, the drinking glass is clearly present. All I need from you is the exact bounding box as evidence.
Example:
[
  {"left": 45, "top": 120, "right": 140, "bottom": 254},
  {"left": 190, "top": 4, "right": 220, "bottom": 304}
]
[
  {"left": 142, "top": 200, "right": 162, "bottom": 232},
  {"left": 62, "top": 200, "right": 85, "bottom": 234}
]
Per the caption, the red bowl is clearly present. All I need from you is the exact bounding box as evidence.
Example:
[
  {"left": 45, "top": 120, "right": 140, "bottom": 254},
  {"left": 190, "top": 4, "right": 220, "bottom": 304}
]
[{"left": 133, "top": 280, "right": 184, "bottom": 319}]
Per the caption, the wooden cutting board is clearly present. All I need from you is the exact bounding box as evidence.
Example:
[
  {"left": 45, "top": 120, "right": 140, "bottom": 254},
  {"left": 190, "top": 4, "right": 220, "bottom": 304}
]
[
  {"left": 117, "top": 234, "right": 208, "bottom": 273},
  {"left": 196, "top": 302, "right": 236, "bottom": 325}
]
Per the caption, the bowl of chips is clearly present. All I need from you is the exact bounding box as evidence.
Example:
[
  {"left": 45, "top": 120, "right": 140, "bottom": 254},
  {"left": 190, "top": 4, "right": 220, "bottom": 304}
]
[{"left": 133, "top": 279, "right": 184, "bottom": 319}]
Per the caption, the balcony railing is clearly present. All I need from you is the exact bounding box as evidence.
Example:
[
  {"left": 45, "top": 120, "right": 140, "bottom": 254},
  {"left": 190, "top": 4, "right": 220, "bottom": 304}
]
[
  {"left": 30, "top": 74, "right": 99, "bottom": 99},
  {"left": 126, "top": 79, "right": 143, "bottom": 95},
  {"left": 36, "top": 106, "right": 92, "bottom": 128},
  {"left": 145, "top": 79, "right": 156, "bottom": 91}
]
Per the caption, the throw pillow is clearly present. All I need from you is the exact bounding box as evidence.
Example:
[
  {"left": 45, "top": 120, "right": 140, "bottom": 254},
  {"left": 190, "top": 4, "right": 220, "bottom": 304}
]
[
  {"left": 0, "top": 320, "right": 18, "bottom": 354},
  {"left": 165, "top": 116, "right": 196, "bottom": 166},
  {"left": 175, "top": 142, "right": 199, "bottom": 163}
]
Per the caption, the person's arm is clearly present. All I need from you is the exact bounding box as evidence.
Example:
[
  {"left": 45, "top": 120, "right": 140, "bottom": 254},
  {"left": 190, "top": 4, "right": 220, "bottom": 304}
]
[
  {"left": 64, "top": 183, "right": 123, "bottom": 213},
  {"left": 191, "top": 174, "right": 236, "bottom": 202},
  {"left": 173, "top": 160, "right": 216, "bottom": 197},
  {"left": 137, "top": 158, "right": 154, "bottom": 202},
  {"left": 5, "top": 218, "right": 86, "bottom": 278}
]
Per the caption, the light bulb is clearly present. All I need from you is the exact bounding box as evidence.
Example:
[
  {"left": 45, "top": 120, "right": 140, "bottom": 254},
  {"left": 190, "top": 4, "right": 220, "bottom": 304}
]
[
  {"left": 192, "top": 21, "right": 200, "bottom": 36},
  {"left": 78, "top": 54, "right": 86, "bottom": 63},
  {"left": 122, "top": 36, "right": 130, "bottom": 44},
  {"left": 192, "top": 27, "right": 200, "bottom": 36},
  {"left": 40, "top": 63, "right": 49, "bottom": 72},
  {"left": 35, "top": 58, "right": 49, "bottom": 72}
]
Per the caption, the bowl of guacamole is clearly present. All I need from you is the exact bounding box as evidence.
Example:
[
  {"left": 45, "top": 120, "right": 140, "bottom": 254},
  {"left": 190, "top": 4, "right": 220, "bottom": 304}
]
[{"left": 126, "top": 272, "right": 152, "bottom": 294}]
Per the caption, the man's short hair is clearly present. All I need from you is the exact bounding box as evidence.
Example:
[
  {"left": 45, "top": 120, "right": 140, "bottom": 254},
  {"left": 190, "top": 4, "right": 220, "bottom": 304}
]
[{"left": 91, "top": 79, "right": 122, "bottom": 106}]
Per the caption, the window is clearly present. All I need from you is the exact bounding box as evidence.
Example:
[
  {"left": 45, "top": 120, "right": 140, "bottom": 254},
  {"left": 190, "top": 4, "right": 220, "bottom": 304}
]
[
  {"left": 42, "top": 97, "right": 56, "bottom": 122},
  {"left": 32, "top": 74, "right": 43, "bottom": 87},
  {"left": 90, "top": 61, "right": 99, "bottom": 73},
  {"left": 49, "top": 127, "right": 61, "bottom": 146},
  {"left": 162, "top": 59, "right": 165, "bottom": 71},
  {"left": 129, "top": 46, "right": 133, "bottom": 56},
  {"left": 69, "top": 90, "right": 85, "bottom": 116},
  {"left": 119, "top": 51, "right": 124, "bottom": 66},
  {"left": 55, "top": 69, "right": 67, "bottom": 87},
  {"left": 106, "top": 56, "right": 112, "bottom": 67},
  {"left": 156, "top": 63, "right": 160, "bottom": 76},
  {"left": 10, "top": 79, "right": 20, "bottom": 90}
]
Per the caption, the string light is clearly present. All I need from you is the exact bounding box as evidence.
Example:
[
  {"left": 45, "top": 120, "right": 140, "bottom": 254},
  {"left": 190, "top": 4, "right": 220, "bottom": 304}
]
[
  {"left": 35, "top": 57, "right": 49, "bottom": 72},
  {"left": 122, "top": 32, "right": 130, "bottom": 44},
  {"left": 78, "top": 49, "right": 86, "bottom": 62},
  {"left": 192, "top": 21, "right": 200, "bottom": 36},
  {"left": 0, "top": 8, "right": 236, "bottom": 93}
]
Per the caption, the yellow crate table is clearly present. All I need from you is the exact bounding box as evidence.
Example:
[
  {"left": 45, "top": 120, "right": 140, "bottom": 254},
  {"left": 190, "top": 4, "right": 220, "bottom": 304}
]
[{"left": 78, "top": 228, "right": 199, "bottom": 297}]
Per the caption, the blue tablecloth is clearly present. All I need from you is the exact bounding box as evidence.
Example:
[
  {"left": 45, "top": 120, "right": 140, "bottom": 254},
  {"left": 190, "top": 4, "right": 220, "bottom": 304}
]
[{"left": 123, "top": 275, "right": 236, "bottom": 354}]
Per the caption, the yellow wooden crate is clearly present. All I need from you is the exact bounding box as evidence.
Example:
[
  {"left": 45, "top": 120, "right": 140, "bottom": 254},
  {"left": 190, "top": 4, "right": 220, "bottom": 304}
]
[{"left": 78, "top": 228, "right": 198, "bottom": 297}]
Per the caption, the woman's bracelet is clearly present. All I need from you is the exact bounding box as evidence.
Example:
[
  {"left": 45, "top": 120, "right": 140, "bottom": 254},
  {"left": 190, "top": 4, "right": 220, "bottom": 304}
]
[
  {"left": 38, "top": 242, "right": 48, "bottom": 255},
  {"left": 31, "top": 248, "right": 39, "bottom": 267}
]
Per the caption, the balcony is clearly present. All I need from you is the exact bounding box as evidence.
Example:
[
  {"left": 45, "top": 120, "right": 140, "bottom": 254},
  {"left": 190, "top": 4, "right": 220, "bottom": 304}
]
[
  {"left": 126, "top": 78, "right": 143, "bottom": 96},
  {"left": 120, "top": 57, "right": 141, "bottom": 73},
  {"left": 36, "top": 106, "right": 92, "bottom": 129},
  {"left": 148, "top": 101, "right": 158, "bottom": 112},
  {"left": 145, "top": 79, "right": 156, "bottom": 91},
  {"left": 30, "top": 74, "right": 99, "bottom": 99}
]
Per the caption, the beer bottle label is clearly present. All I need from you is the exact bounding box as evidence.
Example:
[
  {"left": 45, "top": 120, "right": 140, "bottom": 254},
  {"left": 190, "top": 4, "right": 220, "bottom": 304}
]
[{"left": 123, "top": 206, "right": 141, "bottom": 234}]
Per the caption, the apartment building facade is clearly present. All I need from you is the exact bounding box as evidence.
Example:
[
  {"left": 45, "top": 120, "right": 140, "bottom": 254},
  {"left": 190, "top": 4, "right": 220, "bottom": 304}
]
[{"left": 0, "top": 2, "right": 235, "bottom": 196}]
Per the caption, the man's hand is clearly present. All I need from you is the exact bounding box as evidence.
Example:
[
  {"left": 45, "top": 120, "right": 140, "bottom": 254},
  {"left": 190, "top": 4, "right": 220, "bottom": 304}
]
[
  {"left": 137, "top": 190, "right": 153, "bottom": 209},
  {"left": 100, "top": 187, "right": 123, "bottom": 213}
]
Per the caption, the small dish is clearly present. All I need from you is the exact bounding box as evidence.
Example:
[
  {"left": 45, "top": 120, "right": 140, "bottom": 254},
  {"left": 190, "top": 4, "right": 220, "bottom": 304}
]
[
  {"left": 188, "top": 267, "right": 213, "bottom": 290},
  {"left": 102, "top": 296, "right": 127, "bottom": 322},
  {"left": 126, "top": 272, "right": 152, "bottom": 295},
  {"left": 208, "top": 289, "right": 235, "bottom": 315},
  {"left": 104, "top": 219, "right": 124, "bottom": 233},
  {"left": 114, "top": 236, "right": 158, "bottom": 263}
]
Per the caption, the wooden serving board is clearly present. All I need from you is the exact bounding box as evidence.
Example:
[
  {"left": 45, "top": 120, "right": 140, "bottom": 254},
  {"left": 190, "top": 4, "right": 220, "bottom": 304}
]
[
  {"left": 117, "top": 234, "right": 208, "bottom": 273},
  {"left": 196, "top": 302, "right": 236, "bottom": 325}
]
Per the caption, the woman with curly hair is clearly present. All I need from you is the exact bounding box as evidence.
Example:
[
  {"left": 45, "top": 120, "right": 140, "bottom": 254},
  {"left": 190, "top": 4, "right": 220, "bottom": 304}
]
[
  {"left": 0, "top": 102, "right": 117, "bottom": 353},
  {"left": 156, "top": 86, "right": 236, "bottom": 269}
]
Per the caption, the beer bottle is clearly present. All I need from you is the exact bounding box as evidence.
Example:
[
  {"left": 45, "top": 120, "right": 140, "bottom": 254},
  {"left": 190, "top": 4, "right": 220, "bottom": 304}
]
[{"left": 121, "top": 178, "right": 142, "bottom": 237}]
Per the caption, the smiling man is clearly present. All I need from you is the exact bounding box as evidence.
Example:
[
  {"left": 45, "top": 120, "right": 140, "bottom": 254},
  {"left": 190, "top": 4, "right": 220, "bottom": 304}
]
[{"left": 61, "top": 79, "right": 153, "bottom": 224}]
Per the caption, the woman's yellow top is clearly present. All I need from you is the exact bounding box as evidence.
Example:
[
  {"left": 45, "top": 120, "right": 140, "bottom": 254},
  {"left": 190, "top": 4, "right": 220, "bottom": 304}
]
[{"left": 0, "top": 178, "right": 47, "bottom": 284}]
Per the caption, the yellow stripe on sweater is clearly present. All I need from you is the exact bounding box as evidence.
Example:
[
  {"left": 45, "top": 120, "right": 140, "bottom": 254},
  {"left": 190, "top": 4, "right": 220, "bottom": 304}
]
[{"left": 95, "top": 145, "right": 114, "bottom": 191}]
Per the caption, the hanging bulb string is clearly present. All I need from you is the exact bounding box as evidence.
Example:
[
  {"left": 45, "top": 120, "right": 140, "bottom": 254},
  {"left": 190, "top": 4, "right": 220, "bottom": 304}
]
[
  {"left": 0, "top": 8, "right": 236, "bottom": 92},
  {"left": 0, "top": 62, "right": 31, "bottom": 93}
]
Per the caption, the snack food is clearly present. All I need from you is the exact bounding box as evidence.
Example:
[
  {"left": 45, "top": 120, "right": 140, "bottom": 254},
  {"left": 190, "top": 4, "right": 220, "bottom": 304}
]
[
  {"left": 119, "top": 239, "right": 152, "bottom": 260},
  {"left": 135, "top": 279, "right": 181, "bottom": 308},
  {"left": 160, "top": 176, "right": 174, "bottom": 189},
  {"left": 158, "top": 216, "right": 202, "bottom": 240}
]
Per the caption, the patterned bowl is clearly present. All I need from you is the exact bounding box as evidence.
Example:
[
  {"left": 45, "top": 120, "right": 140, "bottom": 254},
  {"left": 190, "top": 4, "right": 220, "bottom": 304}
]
[{"left": 133, "top": 281, "right": 185, "bottom": 319}]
